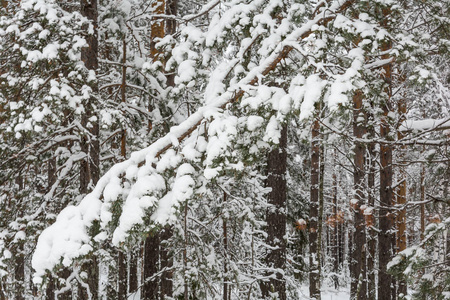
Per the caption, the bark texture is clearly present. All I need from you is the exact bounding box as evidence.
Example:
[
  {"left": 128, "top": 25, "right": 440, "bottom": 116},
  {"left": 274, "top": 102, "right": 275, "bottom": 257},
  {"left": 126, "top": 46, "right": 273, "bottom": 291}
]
[
  {"left": 129, "top": 248, "right": 139, "bottom": 294},
  {"left": 367, "top": 136, "right": 377, "bottom": 300},
  {"left": 144, "top": 233, "right": 160, "bottom": 300},
  {"left": 118, "top": 250, "right": 127, "bottom": 300},
  {"left": 79, "top": 0, "right": 100, "bottom": 298},
  {"left": 351, "top": 90, "right": 367, "bottom": 300},
  {"left": 309, "top": 119, "right": 321, "bottom": 300},
  {"left": 332, "top": 152, "right": 339, "bottom": 288},
  {"left": 261, "top": 125, "right": 287, "bottom": 299},
  {"left": 150, "top": 0, "right": 165, "bottom": 59},
  {"left": 160, "top": 227, "right": 173, "bottom": 300},
  {"left": 378, "top": 13, "right": 394, "bottom": 298},
  {"left": 396, "top": 97, "right": 407, "bottom": 296}
]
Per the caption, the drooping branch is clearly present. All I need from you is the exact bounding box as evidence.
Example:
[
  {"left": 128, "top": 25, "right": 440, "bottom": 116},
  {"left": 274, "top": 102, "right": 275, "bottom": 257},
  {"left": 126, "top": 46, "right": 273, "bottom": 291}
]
[{"left": 32, "top": 0, "right": 356, "bottom": 281}]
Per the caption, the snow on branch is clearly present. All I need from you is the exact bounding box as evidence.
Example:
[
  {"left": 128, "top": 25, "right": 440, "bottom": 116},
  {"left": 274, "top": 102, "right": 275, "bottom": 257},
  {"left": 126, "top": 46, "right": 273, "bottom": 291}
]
[
  {"left": 399, "top": 118, "right": 450, "bottom": 133},
  {"left": 32, "top": 0, "right": 355, "bottom": 282}
]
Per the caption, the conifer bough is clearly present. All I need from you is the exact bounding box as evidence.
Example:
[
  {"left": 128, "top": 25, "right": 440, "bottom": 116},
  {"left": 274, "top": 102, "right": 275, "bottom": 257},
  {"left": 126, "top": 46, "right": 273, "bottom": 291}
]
[{"left": 32, "top": 0, "right": 355, "bottom": 281}]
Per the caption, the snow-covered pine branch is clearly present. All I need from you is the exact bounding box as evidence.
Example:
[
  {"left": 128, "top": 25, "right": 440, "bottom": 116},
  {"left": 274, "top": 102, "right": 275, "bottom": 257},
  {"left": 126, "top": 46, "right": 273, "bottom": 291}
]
[{"left": 32, "top": 0, "right": 357, "bottom": 282}]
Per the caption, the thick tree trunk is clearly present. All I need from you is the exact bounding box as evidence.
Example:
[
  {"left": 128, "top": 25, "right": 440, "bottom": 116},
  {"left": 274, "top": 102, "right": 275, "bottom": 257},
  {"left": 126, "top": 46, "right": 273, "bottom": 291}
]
[
  {"left": 118, "top": 250, "right": 127, "bottom": 300},
  {"left": 79, "top": 0, "right": 99, "bottom": 298},
  {"left": 79, "top": 0, "right": 100, "bottom": 194},
  {"left": 309, "top": 119, "right": 321, "bottom": 300},
  {"left": 160, "top": 227, "right": 173, "bottom": 300},
  {"left": 129, "top": 248, "right": 139, "bottom": 294},
  {"left": 45, "top": 276, "right": 55, "bottom": 300},
  {"left": 150, "top": 0, "right": 165, "bottom": 59},
  {"left": 144, "top": 233, "right": 160, "bottom": 300},
  {"left": 144, "top": 1, "right": 177, "bottom": 298},
  {"left": 378, "top": 15, "right": 394, "bottom": 298},
  {"left": 261, "top": 125, "right": 287, "bottom": 299},
  {"left": 165, "top": 0, "right": 177, "bottom": 35},
  {"left": 351, "top": 90, "right": 367, "bottom": 300},
  {"left": 160, "top": 2, "right": 176, "bottom": 297}
]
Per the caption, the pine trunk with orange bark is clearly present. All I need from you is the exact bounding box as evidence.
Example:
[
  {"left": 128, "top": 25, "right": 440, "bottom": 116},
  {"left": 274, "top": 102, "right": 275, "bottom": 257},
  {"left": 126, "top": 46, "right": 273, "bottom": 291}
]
[
  {"left": 378, "top": 7, "right": 394, "bottom": 297},
  {"left": 143, "top": 1, "right": 178, "bottom": 299}
]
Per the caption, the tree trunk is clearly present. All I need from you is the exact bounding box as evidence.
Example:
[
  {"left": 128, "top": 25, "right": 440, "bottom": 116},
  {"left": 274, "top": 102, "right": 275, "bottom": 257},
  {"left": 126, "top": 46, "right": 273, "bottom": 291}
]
[
  {"left": 223, "top": 192, "right": 229, "bottom": 300},
  {"left": 14, "top": 244, "right": 24, "bottom": 300},
  {"left": 351, "top": 90, "right": 367, "bottom": 300},
  {"left": 44, "top": 155, "right": 57, "bottom": 300},
  {"left": 367, "top": 136, "right": 376, "bottom": 300},
  {"left": 183, "top": 203, "right": 188, "bottom": 300},
  {"left": 79, "top": 0, "right": 100, "bottom": 298},
  {"left": 79, "top": 0, "right": 100, "bottom": 195},
  {"left": 332, "top": 151, "right": 339, "bottom": 288},
  {"left": 378, "top": 13, "right": 394, "bottom": 297},
  {"left": 396, "top": 97, "right": 407, "bottom": 297},
  {"left": 159, "top": 2, "right": 176, "bottom": 297},
  {"left": 318, "top": 132, "right": 325, "bottom": 289},
  {"left": 129, "top": 248, "right": 139, "bottom": 294},
  {"left": 150, "top": 0, "right": 165, "bottom": 59},
  {"left": 117, "top": 36, "right": 128, "bottom": 300},
  {"left": 445, "top": 166, "right": 450, "bottom": 268},
  {"left": 420, "top": 166, "right": 425, "bottom": 240},
  {"left": 13, "top": 175, "right": 24, "bottom": 300},
  {"left": 309, "top": 118, "right": 321, "bottom": 300},
  {"left": 261, "top": 125, "right": 287, "bottom": 299},
  {"left": 160, "top": 227, "right": 173, "bottom": 300},
  {"left": 118, "top": 250, "right": 127, "bottom": 300},
  {"left": 144, "top": 233, "right": 160, "bottom": 300}
]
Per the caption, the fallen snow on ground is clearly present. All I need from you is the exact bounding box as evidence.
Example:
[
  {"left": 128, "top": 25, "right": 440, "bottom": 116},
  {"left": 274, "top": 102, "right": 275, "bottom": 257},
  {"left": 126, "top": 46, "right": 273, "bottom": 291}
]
[
  {"left": 298, "top": 286, "right": 350, "bottom": 299},
  {"left": 126, "top": 287, "right": 350, "bottom": 300}
]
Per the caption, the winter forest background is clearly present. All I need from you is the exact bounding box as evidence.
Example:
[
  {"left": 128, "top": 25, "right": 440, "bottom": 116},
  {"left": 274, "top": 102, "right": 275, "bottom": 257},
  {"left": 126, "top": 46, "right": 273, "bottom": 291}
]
[{"left": 0, "top": 0, "right": 449, "bottom": 299}]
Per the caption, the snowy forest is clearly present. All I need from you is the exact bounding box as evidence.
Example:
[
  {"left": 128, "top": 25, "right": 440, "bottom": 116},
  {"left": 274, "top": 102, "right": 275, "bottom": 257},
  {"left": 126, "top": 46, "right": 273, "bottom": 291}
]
[{"left": 0, "top": 0, "right": 449, "bottom": 299}]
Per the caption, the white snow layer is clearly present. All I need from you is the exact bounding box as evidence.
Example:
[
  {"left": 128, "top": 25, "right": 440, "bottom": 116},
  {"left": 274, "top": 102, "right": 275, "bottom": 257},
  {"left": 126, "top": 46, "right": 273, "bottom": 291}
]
[{"left": 32, "top": 0, "right": 363, "bottom": 281}]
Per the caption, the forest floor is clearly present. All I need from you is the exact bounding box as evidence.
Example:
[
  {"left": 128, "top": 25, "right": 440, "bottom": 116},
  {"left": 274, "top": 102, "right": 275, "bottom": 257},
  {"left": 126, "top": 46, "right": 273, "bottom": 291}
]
[
  {"left": 298, "top": 286, "right": 350, "bottom": 299},
  {"left": 126, "top": 287, "right": 351, "bottom": 299}
]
